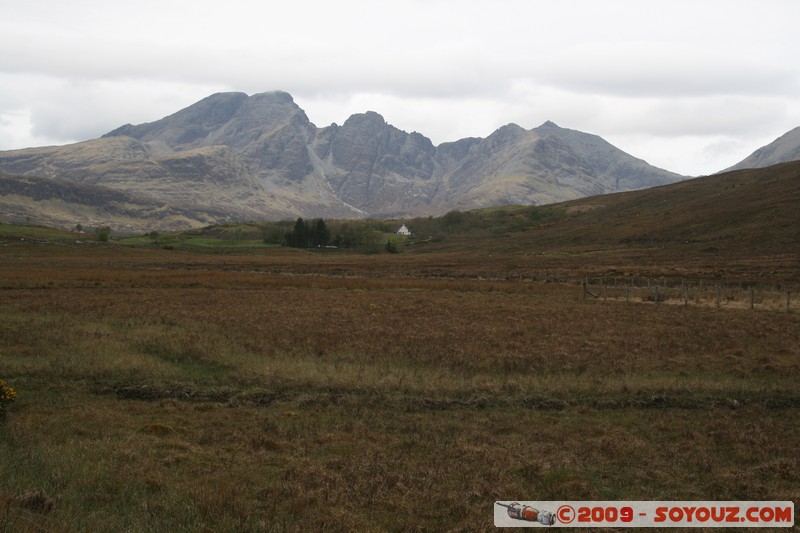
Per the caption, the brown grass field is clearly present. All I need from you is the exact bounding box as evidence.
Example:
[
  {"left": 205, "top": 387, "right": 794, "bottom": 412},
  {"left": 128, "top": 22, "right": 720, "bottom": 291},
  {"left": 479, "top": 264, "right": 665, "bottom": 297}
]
[{"left": 1, "top": 162, "right": 799, "bottom": 531}]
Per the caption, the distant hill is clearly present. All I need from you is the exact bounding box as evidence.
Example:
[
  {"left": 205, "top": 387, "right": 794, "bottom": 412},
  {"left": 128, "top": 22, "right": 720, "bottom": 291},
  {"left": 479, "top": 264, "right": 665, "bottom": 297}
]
[
  {"left": 423, "top": 159, "right": 800, "bottom": 264},
  {"left": 724, "top": 126, "right": 800, "bottom": 171},
  {"left": 0, "top": 91, "right": 685, "bottom": 230}
]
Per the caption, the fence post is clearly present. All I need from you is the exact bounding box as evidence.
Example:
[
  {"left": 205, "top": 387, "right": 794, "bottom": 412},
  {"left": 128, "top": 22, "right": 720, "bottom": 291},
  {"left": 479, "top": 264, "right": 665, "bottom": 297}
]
[
  {"left": 749, "top": 287, "right": 754, "bottom": 310},
  {"left": 583, "top": 279, "right": 600, "bottom": 301},
  {"left": 684, "top": 285, "right": 688, "bottom": 307},
  {"left": 788, "top": 291, "right": 792, "bottom": 313},
  {"left": 716, "top": 283, "right": 721, "bottom": 309}
]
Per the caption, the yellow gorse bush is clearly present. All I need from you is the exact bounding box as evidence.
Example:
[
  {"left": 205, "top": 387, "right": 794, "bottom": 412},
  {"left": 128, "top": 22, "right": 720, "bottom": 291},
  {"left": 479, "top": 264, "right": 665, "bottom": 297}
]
[{"left": 0, "top": 379, "right": 16, "bottom": 417}]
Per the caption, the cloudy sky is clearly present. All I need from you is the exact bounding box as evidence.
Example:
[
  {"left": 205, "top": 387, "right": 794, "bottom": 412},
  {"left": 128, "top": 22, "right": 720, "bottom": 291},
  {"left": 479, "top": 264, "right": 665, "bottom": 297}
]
[{"left": 1, "top": 0, "right": 798, "bottom": 176}]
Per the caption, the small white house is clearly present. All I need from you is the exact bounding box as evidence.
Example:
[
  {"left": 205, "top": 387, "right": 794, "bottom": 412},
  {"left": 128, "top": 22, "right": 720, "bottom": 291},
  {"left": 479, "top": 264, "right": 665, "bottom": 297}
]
[{"left": 396, "top": 224, "right": 411, "bottom": 236}]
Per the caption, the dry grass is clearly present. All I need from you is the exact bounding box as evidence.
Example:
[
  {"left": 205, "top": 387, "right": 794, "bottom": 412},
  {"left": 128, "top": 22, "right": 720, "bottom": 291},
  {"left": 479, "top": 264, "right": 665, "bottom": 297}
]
[{"left": 1, "top": 241, "right": 799, "bottom": 531}]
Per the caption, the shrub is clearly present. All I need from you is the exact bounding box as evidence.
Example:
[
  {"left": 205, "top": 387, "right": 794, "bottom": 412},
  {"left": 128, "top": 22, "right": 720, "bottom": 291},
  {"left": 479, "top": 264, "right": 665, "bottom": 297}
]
[
  {"left": 97, "top": 226, "right": 111, "bottom": 243},
  {"left": 0, "top": 379, "right": 17, "bottom": 418}
]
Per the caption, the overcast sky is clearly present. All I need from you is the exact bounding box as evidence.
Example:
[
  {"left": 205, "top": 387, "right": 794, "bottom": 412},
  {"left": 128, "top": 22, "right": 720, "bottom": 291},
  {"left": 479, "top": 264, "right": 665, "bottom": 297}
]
[{"left": 1, "top": 0, "right": 798, "bottom": 176}]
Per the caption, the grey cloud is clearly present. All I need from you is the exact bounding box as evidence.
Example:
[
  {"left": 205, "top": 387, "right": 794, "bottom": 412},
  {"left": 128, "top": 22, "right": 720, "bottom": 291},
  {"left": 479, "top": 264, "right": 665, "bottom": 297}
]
[
  {"left": 535, "top": 42, "right": 799, "bottom": 99},
  {"left": 1, "top": 0, "right": 800, "bottom": 177}
]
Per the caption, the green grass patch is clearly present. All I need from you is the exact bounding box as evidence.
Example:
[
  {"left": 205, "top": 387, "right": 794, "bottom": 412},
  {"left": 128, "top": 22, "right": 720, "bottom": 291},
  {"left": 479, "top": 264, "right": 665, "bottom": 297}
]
[{"left": 0, "top": 223, "right": 84, "bottom": 243}]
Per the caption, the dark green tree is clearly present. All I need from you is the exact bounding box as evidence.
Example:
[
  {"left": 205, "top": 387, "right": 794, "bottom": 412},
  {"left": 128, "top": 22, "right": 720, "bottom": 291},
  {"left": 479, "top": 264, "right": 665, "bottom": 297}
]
[
  {"left": 310, "top": 218, "right": 330, "bottom": 248},
  {"left": 284, "top": 218, "right": 332, "bottom": 248},
  {"left": 334, "top": 223, "right": 359, "bottom": 248},
  {"left": 285, "top": 217, "right": 309, "bottom": 248},
  {"left": 96, "top": 226, "right": 111, "bottom": 243}
]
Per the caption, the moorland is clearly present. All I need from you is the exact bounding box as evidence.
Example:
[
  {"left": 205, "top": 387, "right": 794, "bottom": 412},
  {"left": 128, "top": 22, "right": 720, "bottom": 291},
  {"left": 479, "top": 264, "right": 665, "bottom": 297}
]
[{"left": 1, "top": 161, "right": 799, "bottom": 531}]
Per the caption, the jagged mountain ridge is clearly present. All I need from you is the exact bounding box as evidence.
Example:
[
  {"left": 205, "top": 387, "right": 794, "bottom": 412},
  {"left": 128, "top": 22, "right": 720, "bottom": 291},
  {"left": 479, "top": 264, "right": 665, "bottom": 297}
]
[
  {"left": 104, "top": 91, "right": 684, "bottom": 213},
  {"left": 0, "top": 90, "right": 685, "bottom": 230}
]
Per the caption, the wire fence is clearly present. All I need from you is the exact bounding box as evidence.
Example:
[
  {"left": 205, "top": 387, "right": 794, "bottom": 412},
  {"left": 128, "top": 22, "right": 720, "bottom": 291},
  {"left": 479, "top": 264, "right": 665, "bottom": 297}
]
[
  {"left": 581, "top": 277, "right": 793, "bottom": 313},
  {"left": 134, "top": 262, "right": 795, "bottom": 313}
]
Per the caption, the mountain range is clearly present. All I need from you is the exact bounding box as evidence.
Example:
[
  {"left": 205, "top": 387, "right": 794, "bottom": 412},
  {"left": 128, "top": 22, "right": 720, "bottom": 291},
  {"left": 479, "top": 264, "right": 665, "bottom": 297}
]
[{"left": 0, "top": 91, "right": 797, "bottom": 232}]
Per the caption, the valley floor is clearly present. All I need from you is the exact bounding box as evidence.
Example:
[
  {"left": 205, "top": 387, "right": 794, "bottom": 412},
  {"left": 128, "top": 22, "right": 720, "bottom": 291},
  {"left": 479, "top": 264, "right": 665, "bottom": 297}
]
[{"left": 1, "top": 242, "right": 798, "bottom": 531}]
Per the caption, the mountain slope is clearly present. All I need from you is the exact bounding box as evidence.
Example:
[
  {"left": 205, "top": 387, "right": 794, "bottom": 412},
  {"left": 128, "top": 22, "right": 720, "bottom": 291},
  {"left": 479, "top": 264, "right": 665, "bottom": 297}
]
[
  {"left": 0, "top": 137, "right": 301, "bottom": 220},
  {"left": 0, "top": 172, "right": 225, "bottom": 231},
  {"left": 0, "top": 91, "right": 686, "bottom": 229},
  {"left": 724, "top": 126, "right": 800, "bottom": 171},
  {"left": 105, "top": 91, "right": 319, "bottom": 184},
  {"left": 434, "top": 159, "right": 800, "bottom": 264}
]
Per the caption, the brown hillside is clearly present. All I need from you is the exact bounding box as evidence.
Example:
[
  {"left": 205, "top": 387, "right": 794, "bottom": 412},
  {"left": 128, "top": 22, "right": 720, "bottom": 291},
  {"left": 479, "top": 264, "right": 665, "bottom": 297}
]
[
  {"left": 412, "top": 160, "right": 800, "bottom": 283},
  {"left": 526, "top": 159, "right": 798, "bottom": 251}
]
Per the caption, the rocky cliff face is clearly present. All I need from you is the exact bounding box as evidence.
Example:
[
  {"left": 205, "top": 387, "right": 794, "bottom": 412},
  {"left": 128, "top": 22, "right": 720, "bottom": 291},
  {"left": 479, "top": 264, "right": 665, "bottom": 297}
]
[
  {"left": 0, "top": 91, "right": 686, "bottom": 230},
  {"left": 105, "top": 91, "right": 319, "bottom": 184},
  {"left": 311, "top": 112, "right": 439, "bottom": 215}
]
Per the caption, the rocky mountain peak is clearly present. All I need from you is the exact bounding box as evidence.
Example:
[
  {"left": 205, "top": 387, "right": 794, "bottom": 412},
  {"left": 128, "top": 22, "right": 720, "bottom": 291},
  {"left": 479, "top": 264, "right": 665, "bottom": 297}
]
[
  {"left": 538, "top": 120, "right": 560, "bottom": 129},
  {"left": 0, "top": 90, "right": 689, "bottom": 229},
  {"left": 251, "top": 90, "right": 295, "bottom": 103},
  {"left": 103, "top": 91, "right": 311, "bottom": 152},
  {"left": 494, "top": 123, "right": 526, "bottom": 135},
  {"left": 342, "top": 111, "right": 387, "bottom": 128},
  {"left": 484, "top": 124, "right": 527, "bottom": 147}
]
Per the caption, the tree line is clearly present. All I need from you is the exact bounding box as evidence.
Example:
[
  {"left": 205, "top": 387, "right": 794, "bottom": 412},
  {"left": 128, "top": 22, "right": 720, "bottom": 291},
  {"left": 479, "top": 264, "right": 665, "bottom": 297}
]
[
  {"left": 282, "top": 217, "right": 402, "bottom": 252},
  {"left": 284, "top": 218, "right": 331, "bottom": 248},
  {"left": 266, "top": 206, "right": 560, "bottom": 251}
]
